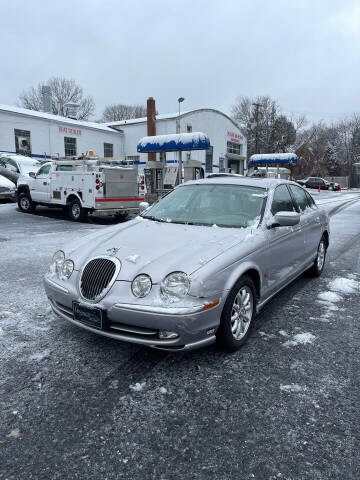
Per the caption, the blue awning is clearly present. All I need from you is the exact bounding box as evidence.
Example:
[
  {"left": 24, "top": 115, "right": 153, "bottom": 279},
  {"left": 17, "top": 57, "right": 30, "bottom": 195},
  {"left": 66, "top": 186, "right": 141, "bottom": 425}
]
[
  {"left": 137, "top": 132, "right": 210, "bottom": 153},
  {"left": 249, "top": 153, "right": 298, "bottom": 165}
]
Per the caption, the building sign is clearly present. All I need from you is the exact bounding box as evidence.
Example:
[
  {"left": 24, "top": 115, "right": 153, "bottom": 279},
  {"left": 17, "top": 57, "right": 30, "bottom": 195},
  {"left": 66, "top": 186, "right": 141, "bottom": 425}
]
[
  {"left": 227, "top": 131, "right": 243, "bottom": 143},
  {"left": 58, "top": 126, "right": 82, "bottom": 136}
]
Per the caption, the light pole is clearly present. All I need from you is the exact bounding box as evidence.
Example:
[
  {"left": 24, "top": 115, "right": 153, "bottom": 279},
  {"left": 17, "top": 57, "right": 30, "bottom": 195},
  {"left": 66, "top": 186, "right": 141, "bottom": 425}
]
[{"left": 176, "top": 97, "right": 185, "bottom": 183}]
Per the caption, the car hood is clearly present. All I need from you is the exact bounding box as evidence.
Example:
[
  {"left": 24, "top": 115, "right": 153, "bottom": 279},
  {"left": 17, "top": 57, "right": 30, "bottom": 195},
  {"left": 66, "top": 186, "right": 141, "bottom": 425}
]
[{"left": 65, "top": 218, "right": 259, "bottom": 283}]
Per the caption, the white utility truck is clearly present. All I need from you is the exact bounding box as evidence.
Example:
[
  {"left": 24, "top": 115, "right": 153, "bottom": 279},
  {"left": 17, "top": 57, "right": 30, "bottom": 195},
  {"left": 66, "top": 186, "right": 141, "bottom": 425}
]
[{"left": 16, "top": 158, "right": 144, "bottom": 221}]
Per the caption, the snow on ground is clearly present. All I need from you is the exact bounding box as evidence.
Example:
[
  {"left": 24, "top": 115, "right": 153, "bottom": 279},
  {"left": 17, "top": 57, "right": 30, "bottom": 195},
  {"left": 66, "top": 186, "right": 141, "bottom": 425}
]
[
  {"left": 280, "top": 384, "right": 305, "bottom": 393},
  {"left": 129, "top": 382, "right": 146, "bottom": 392},
  {"left": 328, "top": 277, "right": 359, "bottom": 294},
  {"left": 317, "top": 291, "right": 342, "bottom": 303},
  {"left": 282, "top": 332, "right": 316, "bottom": 348}
]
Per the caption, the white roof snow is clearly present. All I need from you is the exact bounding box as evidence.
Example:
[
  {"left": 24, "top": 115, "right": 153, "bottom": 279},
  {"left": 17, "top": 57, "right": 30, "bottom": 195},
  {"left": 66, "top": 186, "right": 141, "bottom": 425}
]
[
  {"left": 102, "top": 108, "right": 242, "bottom": 133},
  {"left": 0, "top": 104, "right": 118, "bottom": 133},
  {"left": 104, "top": 111, "right": 190, "bottom": 127}
]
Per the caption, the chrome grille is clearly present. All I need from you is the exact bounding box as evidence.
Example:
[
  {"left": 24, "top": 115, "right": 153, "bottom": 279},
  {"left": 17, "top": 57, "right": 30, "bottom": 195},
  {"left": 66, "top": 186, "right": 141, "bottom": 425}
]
[{"left": 80, "top": 257, "right": 119, "bottom": 301}]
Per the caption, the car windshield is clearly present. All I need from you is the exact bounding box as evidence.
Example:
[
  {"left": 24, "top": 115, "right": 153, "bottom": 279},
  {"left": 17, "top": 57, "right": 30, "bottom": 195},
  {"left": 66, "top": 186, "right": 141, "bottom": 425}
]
[
  {"left": 143, "top": 184, "right": 266, "bottom": 228},
  {"left": 21, "top": 162, "right": 41, "bottom": 174}
]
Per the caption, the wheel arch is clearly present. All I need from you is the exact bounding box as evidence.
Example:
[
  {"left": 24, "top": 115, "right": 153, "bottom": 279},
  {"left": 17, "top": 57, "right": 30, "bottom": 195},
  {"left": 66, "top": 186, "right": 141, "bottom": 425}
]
[
  {"left": 66, "top": 193, "right": 82, "bottom": 205},
  {"left": 223, "top": 261, "right": 262, "bottom": 301},
  {"left": 17, "top": 184, "right": 30, "bottom": 197}
]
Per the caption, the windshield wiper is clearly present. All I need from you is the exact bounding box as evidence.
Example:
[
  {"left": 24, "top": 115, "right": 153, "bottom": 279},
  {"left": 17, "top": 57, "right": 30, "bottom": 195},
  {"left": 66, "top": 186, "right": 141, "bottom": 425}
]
[{"left": 141, "top": 215, "right": 167, "bottom": 223}]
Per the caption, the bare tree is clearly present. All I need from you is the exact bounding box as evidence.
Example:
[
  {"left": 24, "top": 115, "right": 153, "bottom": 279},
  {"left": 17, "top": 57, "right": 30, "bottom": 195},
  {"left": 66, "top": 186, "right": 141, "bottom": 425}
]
[
  {"left": 232, "top": 95, "right": 296, "bottom": 156},
  {"left": 100, "top": 104, "right": 147, "bottom": 122},
  {"left": 18, "top": 77, "right": 95, "bottom": 120}
]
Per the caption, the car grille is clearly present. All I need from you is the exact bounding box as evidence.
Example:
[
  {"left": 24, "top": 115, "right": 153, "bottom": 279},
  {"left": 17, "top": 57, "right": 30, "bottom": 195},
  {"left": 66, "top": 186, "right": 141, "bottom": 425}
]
[
  {"left": 0, "top": 186, "right": 10, "bottom": 193},
  {"left": 80, "top": 257, "right": 119, "bottom": 301}
]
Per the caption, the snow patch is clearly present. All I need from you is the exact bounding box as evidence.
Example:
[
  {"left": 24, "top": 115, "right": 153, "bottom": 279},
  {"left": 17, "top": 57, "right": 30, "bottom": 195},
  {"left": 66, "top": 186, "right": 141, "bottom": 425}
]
[
  {"left": 282, "top": 332, "right": 316, "bottom": 348},
  {"left": 278, "top": 330, "right": 288, "bottom": 337},
  {"left": 328, "top": 277, "right": 358, "bottom": 294},
  {"left": 125, "top": 254, "right": 140, "bottom": 264},
  {"left": 29, "top": 350, "right": 51, "bottom": 361},
  {"left": 317, "top": 291, "right": 342, "bottom": 303},
  {"left": 280, "top": 384, "right": 304, "bottom": 393},
  {"left": 159, "top": 387, "right": 167, "bottom": 394},
  {"left": 129, "top": 382, "right": 146, "bottom": 392}
]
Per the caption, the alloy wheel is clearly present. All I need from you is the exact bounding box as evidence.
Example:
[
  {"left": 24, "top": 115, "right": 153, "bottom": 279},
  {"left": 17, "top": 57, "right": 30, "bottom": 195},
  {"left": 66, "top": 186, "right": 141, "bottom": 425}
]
[
  {"left": 317, "top": 240, "right": 326, "bottom": 271},
  {"left": 230, "top": 286, "right": 253, "bottom": 340}
]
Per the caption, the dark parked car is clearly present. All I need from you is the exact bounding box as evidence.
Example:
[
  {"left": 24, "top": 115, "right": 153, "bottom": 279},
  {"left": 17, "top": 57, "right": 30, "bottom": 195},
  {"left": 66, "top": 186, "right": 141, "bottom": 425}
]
[{"left": 297, "top": 177, "right": 340, "bottom": 191}]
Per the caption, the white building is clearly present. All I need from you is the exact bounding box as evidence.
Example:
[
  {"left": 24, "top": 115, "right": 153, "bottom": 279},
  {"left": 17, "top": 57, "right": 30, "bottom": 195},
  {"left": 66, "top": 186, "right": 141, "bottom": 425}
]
[
  {"left": 0, "top": 104, "right": 123, "bottom": 160},
  {"left": 105, "top": 108, "right": 247, "bottom": 175},
  {"left": 0, "top": 103, "right": 246, "bottom": 175}
]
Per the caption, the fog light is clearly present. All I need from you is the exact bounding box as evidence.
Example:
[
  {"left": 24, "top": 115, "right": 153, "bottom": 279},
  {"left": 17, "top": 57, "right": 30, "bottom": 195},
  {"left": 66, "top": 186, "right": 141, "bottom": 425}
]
[{"left": 159, "top": 330, "right": 178, "bottom": 339}]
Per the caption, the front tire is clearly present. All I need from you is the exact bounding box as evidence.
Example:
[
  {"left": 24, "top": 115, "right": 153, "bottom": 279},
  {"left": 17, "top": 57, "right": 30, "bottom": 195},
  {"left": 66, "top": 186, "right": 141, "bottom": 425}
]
[
  {"left": 216, "top": 275, "right": 256, "bottom": 351},
  {"left": 68, "top": 199, "right": 88, "bottom": 222},
  {"left": 309, "top": 236, "right": 327, "bottom": 277},
  {"left": 18, "top": 193, "right": 36, "bottom": 213}
]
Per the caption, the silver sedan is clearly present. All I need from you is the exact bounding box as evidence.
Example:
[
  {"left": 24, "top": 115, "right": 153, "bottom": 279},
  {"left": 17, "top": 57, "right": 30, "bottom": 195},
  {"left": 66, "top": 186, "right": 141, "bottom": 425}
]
[{"left": 44, "top": 177, "right": 329, "bottom": 351}]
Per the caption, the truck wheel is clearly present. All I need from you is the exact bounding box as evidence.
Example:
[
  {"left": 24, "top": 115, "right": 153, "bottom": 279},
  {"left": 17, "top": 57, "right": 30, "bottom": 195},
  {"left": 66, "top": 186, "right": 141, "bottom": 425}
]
[
  {"left": 115, "top": 212, "right": 128, "bottom": 222},
  {"left": 18, "top": 193, "right": 36, "bottom": 213},
  {"left": 68, "top": 199, "right": 88, "bottom": 222}
]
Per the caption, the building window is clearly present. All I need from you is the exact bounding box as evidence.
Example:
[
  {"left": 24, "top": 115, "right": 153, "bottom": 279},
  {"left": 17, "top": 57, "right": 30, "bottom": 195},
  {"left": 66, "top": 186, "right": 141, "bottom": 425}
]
[
  {"left": 64, "top": 137, "right": 77, "bottom": 157},
  {"left": 187, "top": 124, "right": 192, "bottom": 132},
  {"left": 14, "top": 129, "right": 31, "bottom": 156},
  {"left": 125, "top": 155, "right": 140, "bottom": 163},
  {"left": 205, "top": 146, "right": 213, "bottom": 172},
  {"left": 227, "top": 141, "right": 242, "bottom": 155},
  {"left": 219, "top": 157, "right": 225, "bottom": 172},
  {"left": 104, "top": 143, "right": 113, "bottom": 158}
]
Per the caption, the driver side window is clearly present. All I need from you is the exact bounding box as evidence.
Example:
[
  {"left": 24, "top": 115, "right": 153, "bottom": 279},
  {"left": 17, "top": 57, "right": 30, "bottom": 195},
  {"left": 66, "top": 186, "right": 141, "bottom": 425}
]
[
  {"left": 271, "top": 185, "right": 295, "bottom": 215},
  {"left": 37, "top": 164, "right": 51, "bottom": 176}
]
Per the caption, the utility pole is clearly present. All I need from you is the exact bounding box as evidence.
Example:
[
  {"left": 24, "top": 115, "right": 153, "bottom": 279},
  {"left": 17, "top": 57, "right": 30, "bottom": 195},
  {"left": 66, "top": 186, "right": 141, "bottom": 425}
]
[{"left": 252, "top": 102, "right": 262, "bottom": 154}]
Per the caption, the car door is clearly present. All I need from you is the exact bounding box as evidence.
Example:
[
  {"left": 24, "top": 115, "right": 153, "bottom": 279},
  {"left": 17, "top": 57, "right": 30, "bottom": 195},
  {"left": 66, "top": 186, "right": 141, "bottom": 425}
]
[
  {"left": 288, "top": 184, "right": 321, "bottom": 264},
  {"left": 30, "top": 163, "right": 51, "bottom": 202},
  {"left": 262, "top": 184, "right": 304, "bottom": 296}
]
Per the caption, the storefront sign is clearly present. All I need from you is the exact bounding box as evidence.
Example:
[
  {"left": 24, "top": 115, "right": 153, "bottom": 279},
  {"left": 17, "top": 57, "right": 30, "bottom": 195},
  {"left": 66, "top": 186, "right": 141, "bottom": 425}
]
[
  {"left": 227, "top": 131, "right": 243, "bottom": 143},
  {"left": 58, "top": 126, "right": 82, "bottom": 136}
]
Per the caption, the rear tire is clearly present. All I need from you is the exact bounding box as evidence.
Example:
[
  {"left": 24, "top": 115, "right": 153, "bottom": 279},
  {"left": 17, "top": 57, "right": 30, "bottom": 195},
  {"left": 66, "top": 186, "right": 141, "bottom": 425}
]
[
  {"left": 308, "top": 236, "right": 327, "bottom": 277},
  {"left": 18, "top": 193, "right": 36, "bottom": 213},
  {"left": 68, "top": 199, "right": 88, "bottom": 222},
  {"left": 216, "top": 275, "right": 256, "bottom": 352}
]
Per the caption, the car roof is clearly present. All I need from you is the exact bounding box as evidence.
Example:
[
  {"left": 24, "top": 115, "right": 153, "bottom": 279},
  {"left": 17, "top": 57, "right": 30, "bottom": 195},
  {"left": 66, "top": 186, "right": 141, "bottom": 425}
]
[{"left": 181, "top": 176, "right": 296, "bottom": 189}]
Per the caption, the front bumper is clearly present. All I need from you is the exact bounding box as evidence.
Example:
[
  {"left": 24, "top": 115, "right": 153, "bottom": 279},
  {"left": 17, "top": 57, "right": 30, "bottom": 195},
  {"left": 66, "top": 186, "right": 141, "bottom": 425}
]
[
  {"left": 0, "top": 191, "right": 15, "bottom": 200},
  {"left": 44, "top": 274, "right": 221, "bottom": 351}
]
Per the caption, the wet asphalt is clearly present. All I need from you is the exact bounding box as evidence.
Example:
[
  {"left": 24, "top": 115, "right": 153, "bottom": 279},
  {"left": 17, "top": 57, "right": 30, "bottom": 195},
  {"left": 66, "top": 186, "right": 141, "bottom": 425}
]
[{"left": 0, "top": 193, "right": 360, "bottom": 480}]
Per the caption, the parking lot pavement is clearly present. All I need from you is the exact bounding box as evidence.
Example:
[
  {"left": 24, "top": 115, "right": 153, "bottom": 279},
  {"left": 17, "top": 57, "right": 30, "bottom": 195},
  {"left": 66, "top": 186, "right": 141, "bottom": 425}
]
[{"left": 1, "top": 199, "right": 360, "bottom": 480}]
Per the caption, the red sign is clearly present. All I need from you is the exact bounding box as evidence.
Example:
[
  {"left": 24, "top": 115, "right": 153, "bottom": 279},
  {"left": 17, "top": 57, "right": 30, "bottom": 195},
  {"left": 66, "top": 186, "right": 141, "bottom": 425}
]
[
  {"left": 58, "top": 126, "right": 82, "bottom": 136},
  {"left": 227, "top": 131, "right": 243, "bottom": 143}
]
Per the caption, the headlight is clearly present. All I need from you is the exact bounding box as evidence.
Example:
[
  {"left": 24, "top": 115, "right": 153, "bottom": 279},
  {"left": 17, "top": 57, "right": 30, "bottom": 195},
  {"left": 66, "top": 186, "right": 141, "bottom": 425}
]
[
  {"left": 161, "top": 271, "right": 190, "bottom": 302},
  {"left": 50, "top": 250, "right": 65, "bottom": 276},
  {"left": 132, "top": 274, "right": 152, "bottom": 298},
  {"left": 61, "top": 259, "right": 74, "bottom": 279}
]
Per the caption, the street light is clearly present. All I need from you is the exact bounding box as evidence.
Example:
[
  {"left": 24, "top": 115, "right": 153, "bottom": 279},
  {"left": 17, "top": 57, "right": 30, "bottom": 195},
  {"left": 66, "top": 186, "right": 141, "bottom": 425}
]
[
  {"left": 177, "top": 97, "right": 185, "bottom": 183},
  {"left": 178, "top": 97, "right": 185, "bottom": 117}
]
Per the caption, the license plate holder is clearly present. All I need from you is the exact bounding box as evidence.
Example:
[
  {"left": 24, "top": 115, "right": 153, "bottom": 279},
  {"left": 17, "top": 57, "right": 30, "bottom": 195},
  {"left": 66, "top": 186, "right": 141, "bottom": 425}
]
[{"left": 73, "top": 302, "right": 106, "bottom": 330}]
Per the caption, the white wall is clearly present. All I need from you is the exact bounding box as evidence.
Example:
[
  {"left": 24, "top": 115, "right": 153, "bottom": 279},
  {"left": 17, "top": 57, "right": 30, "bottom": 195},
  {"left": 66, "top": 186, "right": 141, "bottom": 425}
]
[
  {"left": 0, "top": 110, "right": 123, "bottom": 159},
  {"left": 119, "top": 109, "right": 247, "bottom": 175}
]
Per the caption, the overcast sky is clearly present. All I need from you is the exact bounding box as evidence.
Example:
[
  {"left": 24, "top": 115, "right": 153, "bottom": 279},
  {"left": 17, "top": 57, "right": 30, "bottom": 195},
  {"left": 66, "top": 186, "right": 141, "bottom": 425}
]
[{"left": 1, "top": 0, "right": 360, "bottom": 124}]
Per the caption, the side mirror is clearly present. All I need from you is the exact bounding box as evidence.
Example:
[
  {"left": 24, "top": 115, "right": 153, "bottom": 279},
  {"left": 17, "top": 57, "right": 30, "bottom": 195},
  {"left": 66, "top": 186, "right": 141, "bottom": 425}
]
[
  {"left": 268, "top": 211, "right": 300, "bottom": 228},
  {"left": 139, "top": 201, "right": 150, "bottom": 214},
  {"left": 29, "top": 172, "right": 36, "bottom": 178}
]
